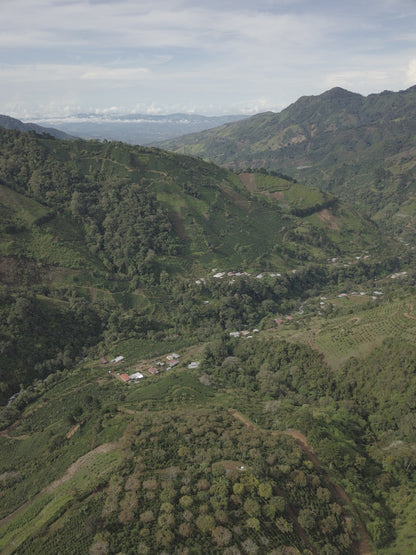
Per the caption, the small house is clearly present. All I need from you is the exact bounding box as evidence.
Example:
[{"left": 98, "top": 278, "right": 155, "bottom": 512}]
[
  {"left": 148, "top": 367, "right": 159, "bottom": 375},
  {"left": 129, "top": 372, "right": 144, "bottom": 380},
  {"left": 120, "top": 373, "right": 130, "bottom": 382},
  {"left": 188, "top": 361, "right": 200, "bottom": 369}
]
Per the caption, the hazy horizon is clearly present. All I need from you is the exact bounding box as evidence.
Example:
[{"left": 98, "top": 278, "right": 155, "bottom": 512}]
[{"left": 2, "top": 0, "right": 416, "bottom": 119}]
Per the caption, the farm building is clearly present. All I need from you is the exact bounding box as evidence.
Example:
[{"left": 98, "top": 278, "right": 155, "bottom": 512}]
[
  {"left": 129, "top": 372, "right": 144, "bottom": 380},
  {"left": 188, "top": 361, "right": 200, "bottom": 369}
]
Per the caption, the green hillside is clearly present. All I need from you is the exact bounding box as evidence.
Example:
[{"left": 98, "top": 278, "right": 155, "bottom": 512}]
[
  {"left": 0, "top": 128, "right": 387, "bottom": 280},
  {"left": 0, "top": 128, "right": 396, "bottom": 401},
  {"left": 159, "top": 86, "right": 416, "bottom": 241},
  {"left": 1, "top": 127, "right": 416, "bottom": 553}
]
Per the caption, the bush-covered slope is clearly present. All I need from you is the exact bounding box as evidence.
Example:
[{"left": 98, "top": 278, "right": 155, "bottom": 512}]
[
  {"left": 0, "top": 128, "right": 397, "bottom": 401},
  {"left": 159, "top": 86, "right": 416, "bottom": 240},
  {"left": 0, "top": 127, "right": 388, "bottom": 283}
]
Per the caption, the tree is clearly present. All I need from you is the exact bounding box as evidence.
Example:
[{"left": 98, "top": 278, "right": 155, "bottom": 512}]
[
  {"left": 212, "top": 525, "right": 233, "bottom": 546},
  {"left": 246, "top": 517, "right": 260, "bottom": 531},
  {"left": 157, "top": 512, "right": 175, "bottom": 528},
  {"left": 179, "top": 495, "right": 194, "bottom": 509},
  {"left": 139, "top": 510, "right": 154, "bottom": 523},
  {"left": 298, "top": 508, "right": 315, "bottom": 531},
  {"left": 196, "top": 514, "right": 216, "bottom": 533},
  {"left": 275, "top": 517, "right": 293, "bottom": 533},
  {"left": 244, "top": 498, "right": 260, "bottom": 517},
  {"left": 178, "top": 522, "right": 193, "bottom": 538},
  {"left": 258, "top": 482, "right": 272, "bottom": 499},
  {"left": 155, "top": 527, "right": 174, "bottom": 549}
]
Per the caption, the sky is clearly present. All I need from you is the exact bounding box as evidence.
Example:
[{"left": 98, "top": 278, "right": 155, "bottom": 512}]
[{"left": 2, "top": 0, "right": 416, "bottom": 119}]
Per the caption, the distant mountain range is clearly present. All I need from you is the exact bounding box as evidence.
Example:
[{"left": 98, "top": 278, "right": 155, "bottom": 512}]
[
  {"left": 158, "top": 86, "right": 416, "bottom": 181},
  {"left": 23, "top": 112, "right": 248, "bottom": 145}
]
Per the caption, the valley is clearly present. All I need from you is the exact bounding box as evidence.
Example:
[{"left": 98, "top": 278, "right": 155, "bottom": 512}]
[{"left": 1, "top": 92, "right": 416, "bottom": 554}]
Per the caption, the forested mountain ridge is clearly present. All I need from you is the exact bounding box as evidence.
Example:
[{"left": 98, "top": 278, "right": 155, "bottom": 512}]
[
  {"left": 0, "top": 127, "right": 385, "bottom": 283},
  {"left": 0, "top": 114, "right": 76, "bottom": 141},
  {"left": 1, "top": 126, "right": 416, "bottom": 553},
  {"left": 159, "top": 85, "right": 416, "bottom": 240}
]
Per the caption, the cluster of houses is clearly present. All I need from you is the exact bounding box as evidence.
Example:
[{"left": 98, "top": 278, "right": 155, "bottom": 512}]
[
  {"left": 229, "top": 328, "right": 259, "bottom": 339},
  {"left": 211, "top": 270, "right": 282, "bottom": 280},
  {"left": 114, "top": 353, "right": 181, "bottom": 383},
  {"left": 391, "top": 271, "right": 408, "bottom": 279},
  {"left": 335, "top": 290, "right": 384, "bottom": 301},
  {"left": 327, "top": 254, "right": 371, "bottom": 265},
  {"left": 101, "top": 352, "right": 200, "bottom": 384},
  {"left": 206, "top": 253, "right": 373, "bottom": 286}
]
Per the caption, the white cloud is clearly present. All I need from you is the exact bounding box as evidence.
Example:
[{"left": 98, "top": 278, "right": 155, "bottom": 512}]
[
  {"left": 1, "top": 0, "right": 416, "bottom": 117},
  {"left": 81, "top": 67, "right": 149, "bottom": 80},
  {"left": 406, "top": 59, "right": 416, "bottom": 85}
]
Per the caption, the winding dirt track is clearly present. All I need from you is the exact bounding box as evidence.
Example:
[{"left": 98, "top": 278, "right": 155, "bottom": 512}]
[{"left": 228, "top": 409, "right": 372, "bottom": 555}]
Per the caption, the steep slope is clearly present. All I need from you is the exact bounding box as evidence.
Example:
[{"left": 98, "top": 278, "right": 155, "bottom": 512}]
[
  {"left": 0, "top": 127, "right": 385, "bottom": 281},
  {"left": 159, "top": 86, "right": 416, "bottom": 239},
  {"left": 0, "top": 115, "right": 76, "bottom": 141}
]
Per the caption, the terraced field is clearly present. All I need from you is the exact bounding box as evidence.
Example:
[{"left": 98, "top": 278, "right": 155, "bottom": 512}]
[{"left": 291, "top": 298, "right": 416, "bottom": 368}]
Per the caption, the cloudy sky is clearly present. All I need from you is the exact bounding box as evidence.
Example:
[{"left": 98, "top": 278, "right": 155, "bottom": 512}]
[{"left": 2, "top": 0, "right": 416, "bottom": 119}]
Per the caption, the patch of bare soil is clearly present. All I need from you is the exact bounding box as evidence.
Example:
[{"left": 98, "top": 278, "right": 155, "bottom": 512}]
[
  {"left": 65, "top": 423, "right": 80, "bottom": 439},
  {"left": 317, "top": 208, "right": 340, "bottom": 230},
  {"left": 267, "top": 190, "right": 285, "bottom": 200},
  {"left": 0, "top": 431, "right": 28, "bottom": 440},
  {"left": 238, "top": 172, "right": 257, "bottom": 191}
]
